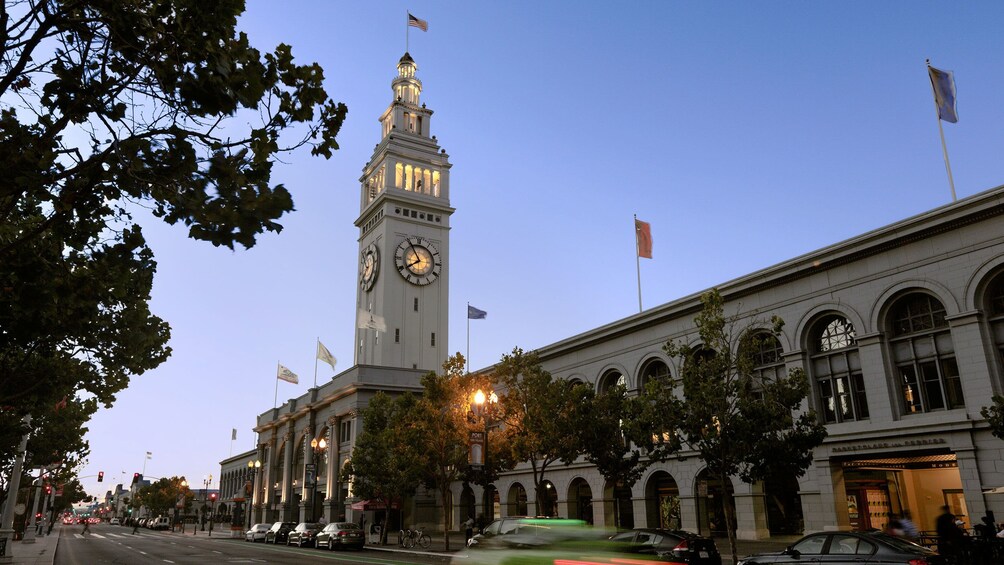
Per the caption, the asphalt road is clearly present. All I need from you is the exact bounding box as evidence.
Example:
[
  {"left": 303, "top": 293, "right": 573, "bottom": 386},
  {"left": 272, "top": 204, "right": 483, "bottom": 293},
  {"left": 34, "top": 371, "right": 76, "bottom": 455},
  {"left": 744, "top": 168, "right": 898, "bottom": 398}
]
[{"left": 54, "top": 523, "right": 451, "bottom": 565}]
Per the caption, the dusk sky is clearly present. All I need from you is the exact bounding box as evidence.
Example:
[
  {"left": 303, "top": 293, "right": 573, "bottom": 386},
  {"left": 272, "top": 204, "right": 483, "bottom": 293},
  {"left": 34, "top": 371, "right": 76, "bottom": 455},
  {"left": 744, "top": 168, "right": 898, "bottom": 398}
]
[{"left": 80, "top": 1, "right": 1004, "bottom": 497}]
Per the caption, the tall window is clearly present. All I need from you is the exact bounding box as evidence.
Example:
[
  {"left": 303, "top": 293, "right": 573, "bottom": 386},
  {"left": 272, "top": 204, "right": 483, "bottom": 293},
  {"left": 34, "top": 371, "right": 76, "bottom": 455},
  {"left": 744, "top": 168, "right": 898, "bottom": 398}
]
[
  {"left": 810, "top": 315, "right": 868, "bottom": 423},
  {"left": 598, "top": 370, "right": 626, "bottom": 393},
  {"left": 638, "top": 359, "right": 671, "bottom": 390},
  {"left": 985, "top": 274, "right": 1004, "bottom": 373},
  {"left": 889, "top": 293, "right": 963, "bottom": 413},
  {"left": 746, "top": 331, "right": 785, "bottom": 382}
]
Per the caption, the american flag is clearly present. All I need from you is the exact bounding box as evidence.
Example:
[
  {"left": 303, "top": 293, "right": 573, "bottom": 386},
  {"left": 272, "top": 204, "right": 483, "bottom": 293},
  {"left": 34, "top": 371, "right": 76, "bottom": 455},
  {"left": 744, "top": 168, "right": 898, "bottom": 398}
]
[{"left": 408, "top": 13, "right": 428, "bottom": 32}]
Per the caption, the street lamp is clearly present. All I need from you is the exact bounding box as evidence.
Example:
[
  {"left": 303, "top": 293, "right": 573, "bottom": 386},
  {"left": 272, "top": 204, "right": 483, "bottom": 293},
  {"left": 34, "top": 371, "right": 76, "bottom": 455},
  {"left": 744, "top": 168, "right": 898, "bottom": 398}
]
[
  {"left": 246, "top": 459, "right": 261, "bottom": 530},
  {"left": 308, "top": 438, "right": 327, "bottom": 522},
  {"left": 201, "top": 475, "right": 213, "bottom": 533},
  {"left": 472, "top": 389, "right": 499, "bottom": 522},
  {"left": 174, "top": 478, "right": 188, "bottom": 532}
]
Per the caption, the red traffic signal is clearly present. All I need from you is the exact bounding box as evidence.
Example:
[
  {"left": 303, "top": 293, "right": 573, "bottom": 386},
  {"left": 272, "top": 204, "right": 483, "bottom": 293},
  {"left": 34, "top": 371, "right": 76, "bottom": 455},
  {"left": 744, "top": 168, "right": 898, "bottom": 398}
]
[
  {"left": 209, "top": 493, "right": 217, "bottom": 501},
  {"left": 97, "top": 471, "right": 104, "bottom": 482},
  {"left": 44, "top": 484, "right": 52, "bottom": 494},
  {"left": 132, "top": 472, "right": 139, "bottom": 484}
]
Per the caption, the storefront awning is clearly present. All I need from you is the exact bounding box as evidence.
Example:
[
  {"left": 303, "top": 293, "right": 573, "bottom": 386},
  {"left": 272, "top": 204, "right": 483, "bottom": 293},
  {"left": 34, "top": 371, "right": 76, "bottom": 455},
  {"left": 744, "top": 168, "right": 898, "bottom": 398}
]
[{"left": 350, "top": 499, "right": 400, "bottom": 511}]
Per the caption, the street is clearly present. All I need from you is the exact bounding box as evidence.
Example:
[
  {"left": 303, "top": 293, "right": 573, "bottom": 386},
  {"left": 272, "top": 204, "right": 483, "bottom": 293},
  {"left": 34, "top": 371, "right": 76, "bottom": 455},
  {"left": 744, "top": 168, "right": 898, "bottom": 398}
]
[{"left": 52, "top": 523, "right": 451, "bottom": 565}]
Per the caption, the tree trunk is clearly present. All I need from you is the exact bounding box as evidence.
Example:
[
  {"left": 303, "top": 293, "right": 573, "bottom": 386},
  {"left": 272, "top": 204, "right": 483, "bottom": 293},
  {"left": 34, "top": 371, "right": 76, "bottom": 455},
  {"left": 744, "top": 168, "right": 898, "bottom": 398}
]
[
  {"left": 441, "top": 486, "right": 451, "bottom": 551},
  {"left": 718, "top": 470, "right": 739, "bottom": 565}
]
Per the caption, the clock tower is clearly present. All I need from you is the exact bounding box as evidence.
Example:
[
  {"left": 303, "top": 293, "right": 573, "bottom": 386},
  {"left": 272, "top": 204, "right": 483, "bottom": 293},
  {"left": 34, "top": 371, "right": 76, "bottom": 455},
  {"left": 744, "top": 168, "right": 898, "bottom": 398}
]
[{"left": 354, "top": 53, "right": 454, "bottom": 371}]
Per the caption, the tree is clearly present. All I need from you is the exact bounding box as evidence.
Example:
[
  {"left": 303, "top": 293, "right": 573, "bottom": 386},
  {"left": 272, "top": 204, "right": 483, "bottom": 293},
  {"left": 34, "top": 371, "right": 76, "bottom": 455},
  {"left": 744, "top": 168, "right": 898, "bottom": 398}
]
[
  {"left": 494, "top": 348, "right": 582, "bottom": 516},
  {"left": 981, "top": 396, "right": 1004, "bottom": 439},
  {"left": 660, "top": 289, "right": 827, "bottom": 564},
  {"left": 574, "top": 382, "right": 681, "bottom": 527},
  {"left": 343, "top": 392, "right": 423, "bottom": 545},
  {"left": 0, "top": 0, "right": 347, "bottom": 422},
  {"left": 134, "top": 476, "right": 190, "bottom": 517},
  {"left": 414, "top": 354, "right": 476, "bottom": 551}
]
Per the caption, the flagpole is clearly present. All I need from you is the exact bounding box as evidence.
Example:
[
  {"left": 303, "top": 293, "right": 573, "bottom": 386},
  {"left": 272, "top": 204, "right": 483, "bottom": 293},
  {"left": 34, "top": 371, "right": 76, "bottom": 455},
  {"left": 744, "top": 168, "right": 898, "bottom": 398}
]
[
  {"left": 406, "top": 11, "right": 409, "bottom": 53},
  {"left": 467, "top": 302, "right": 471, "bottom": 374},
  {"left": 634, "top": 214, "right": 643, "bottom": 313},
  {"left": 313, "top": 337, "right": 319, "bottom": 388},
  {"left": 274, "top": 361, "right": 280, "bottom": 409},
  {"left": 926, "top": 59, "right": 957, "bottom": 202}
]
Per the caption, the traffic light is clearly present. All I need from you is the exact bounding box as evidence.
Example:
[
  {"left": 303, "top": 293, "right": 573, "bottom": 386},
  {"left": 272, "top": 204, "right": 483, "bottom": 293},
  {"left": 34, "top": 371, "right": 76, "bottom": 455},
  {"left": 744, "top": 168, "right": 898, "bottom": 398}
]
[
  {"left": 45, "top": 484, "right": 52, "bottom": 495},
  {"left": 132, "top": 472, "right": 139, "bottom": 484},
  {"left": 97, "top": 471, "right": 104, "bottom": 482},
  {"left": 209, "top": 493, "right": 217, "bottom": 502}
]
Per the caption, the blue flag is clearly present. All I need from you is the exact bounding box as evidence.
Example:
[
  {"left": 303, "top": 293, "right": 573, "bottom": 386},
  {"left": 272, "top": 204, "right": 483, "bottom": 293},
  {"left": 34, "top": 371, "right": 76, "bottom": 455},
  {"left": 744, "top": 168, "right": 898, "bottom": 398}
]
[
  {"left": 468, "top": 305, "right": 487, "bottom": 320},
  {"left": 928, "top": 65, "right": 958, "bottom": 123}
]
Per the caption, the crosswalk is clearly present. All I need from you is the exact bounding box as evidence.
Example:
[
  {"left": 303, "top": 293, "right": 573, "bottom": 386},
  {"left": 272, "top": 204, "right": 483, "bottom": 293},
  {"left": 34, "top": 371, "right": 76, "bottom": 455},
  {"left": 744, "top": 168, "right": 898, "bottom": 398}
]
[{"left": 73, "top": 532, "right": 161, "bottom": 539}]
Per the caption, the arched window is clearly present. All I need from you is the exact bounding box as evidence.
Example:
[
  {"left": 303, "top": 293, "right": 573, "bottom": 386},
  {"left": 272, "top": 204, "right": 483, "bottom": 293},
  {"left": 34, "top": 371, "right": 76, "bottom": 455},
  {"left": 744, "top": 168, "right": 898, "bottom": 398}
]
[
  {"left": 985, "top": 273, "right": 1004, "bottom": 373},
  {"left": 809, "top": 315, "right": 868, "bottom": 424},
  {"left": 638, "top": 359, "right": 671, "bottom": 390},
  {"left": 746, "top": 331, "right": 785, "bottom": 382},
  {"left": 598, "top": 370, "right": 626, "bottom": 393},
  {"left": 889, "top": 293, "right": 963, "bottom": 413}
]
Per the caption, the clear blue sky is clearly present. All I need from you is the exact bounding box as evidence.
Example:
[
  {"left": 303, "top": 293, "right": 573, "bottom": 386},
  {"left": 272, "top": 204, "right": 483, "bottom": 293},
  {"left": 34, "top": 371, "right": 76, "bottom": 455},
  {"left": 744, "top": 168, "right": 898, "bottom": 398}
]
[{"left": 80, "top": 1, "right": 1004, "bottom": 497}]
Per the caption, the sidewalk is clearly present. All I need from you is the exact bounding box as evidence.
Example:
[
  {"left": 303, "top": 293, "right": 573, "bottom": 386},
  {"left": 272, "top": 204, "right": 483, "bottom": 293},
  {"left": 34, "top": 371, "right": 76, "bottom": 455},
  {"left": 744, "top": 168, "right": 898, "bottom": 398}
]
[{"left": 3, "top": 530, "right": 59, "bottom": 565}]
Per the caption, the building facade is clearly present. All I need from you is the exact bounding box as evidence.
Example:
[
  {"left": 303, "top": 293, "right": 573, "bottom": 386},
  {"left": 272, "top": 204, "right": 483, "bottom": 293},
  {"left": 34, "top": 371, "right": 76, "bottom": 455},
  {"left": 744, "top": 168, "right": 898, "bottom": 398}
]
[{"left": 449, "top": 185, "right": 1004, "bottom": 539}]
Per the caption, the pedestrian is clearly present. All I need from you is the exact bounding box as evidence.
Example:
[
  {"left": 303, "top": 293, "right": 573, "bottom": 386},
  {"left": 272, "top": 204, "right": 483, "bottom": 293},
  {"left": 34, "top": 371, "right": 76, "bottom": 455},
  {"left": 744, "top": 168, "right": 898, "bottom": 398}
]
[
  {"left": 132, "top": 519, "right": 140, "bottom": 534},
  {"left": 36, "top": 515, "right": 45, "bottom": 536},
  {"left": 463, "top": 516, "right": 474, "bottom": 545},
  {"left": 900, "top": 510, "right": 919, "bottom": 541},
  {"left": 936, "top": 505, "right": 964, "bottom": 563},
  {"left": 884, "top": 514, "right": 904, "bottom": 537},
  {"left": 82, "top": 518, "right": 91, "bottom": 534}
]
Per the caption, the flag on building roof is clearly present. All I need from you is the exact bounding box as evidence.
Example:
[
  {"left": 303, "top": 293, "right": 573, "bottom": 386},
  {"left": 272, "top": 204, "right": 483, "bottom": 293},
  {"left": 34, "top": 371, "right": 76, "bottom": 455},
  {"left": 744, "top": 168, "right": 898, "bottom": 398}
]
[
  {"left": 635, "top": 219, "right": 653, "bottom": 259},
  {"left": 277, "top": 364, "right": 299, "bottom": 384},
  {"left": 231, "top": 428, "right": 237, "bottom": 441},
  {"left": 408, "top": 13, "right": 428, "bottom": 32},
  {"left": 468, "top": 305, "right": 487, "bottom": 320},
  {"left": 928, "top": 65, "right": 958, "bottom": 123},
  {"left": 317, "top": 340, "right": 337, "bottom": 370}
]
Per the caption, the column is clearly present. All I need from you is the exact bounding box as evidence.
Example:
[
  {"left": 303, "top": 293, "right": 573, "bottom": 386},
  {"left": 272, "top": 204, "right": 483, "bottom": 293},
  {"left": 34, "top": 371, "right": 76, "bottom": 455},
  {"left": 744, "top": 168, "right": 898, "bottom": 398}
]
[
  {"left": 299, "top": 424, "right": 314, "bottom": 522},
  {"left": 733, "top": 490, "right": 770, "bottom": 540},
  {"left": 324, "top": 416, "right": 339, "bottom": 522},
  {"left": 281, "top": 427, "right": 295, "bottom": 521}
]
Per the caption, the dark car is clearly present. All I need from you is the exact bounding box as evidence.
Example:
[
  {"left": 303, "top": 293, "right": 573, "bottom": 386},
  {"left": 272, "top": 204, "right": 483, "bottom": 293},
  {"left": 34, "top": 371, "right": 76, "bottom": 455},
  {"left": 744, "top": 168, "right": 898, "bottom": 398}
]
[
  {"left": 609, "top": 528, "right": 722, "bottom": 565},
  {"left": 316, "top": 522, "right": 366, "bottom": 550},
  {"left": 736, "top": 531, "right": 945, "bottom": 565},
  {"left": 286, "top": 522, "right": 325, "bottom": 547},
  {"left": 264, "top": 521, "right": 297, "bottom": 544}
]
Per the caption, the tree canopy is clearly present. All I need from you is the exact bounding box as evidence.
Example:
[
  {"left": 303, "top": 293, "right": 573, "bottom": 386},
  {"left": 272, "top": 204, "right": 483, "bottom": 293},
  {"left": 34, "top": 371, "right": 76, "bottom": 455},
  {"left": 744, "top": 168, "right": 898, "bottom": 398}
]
[
  {"left": 134, "top": 476, "right": 191, "bottom": 517},
  {"left": 660, "top": 289, "right": 827, "bottom": 564},
  {"left": 0, "top": 0, "right": 345, "bottom": 483}
]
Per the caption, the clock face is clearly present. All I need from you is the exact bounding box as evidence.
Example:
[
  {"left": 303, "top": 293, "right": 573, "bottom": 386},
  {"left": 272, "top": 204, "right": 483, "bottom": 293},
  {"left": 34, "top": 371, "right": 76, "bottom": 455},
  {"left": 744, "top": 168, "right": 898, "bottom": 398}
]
[
  {"left": 360, "top": 244, "right": 379, "bottom": 291},
  {"left": 395, "top": 236, "right": 441, "bottom": 286}
]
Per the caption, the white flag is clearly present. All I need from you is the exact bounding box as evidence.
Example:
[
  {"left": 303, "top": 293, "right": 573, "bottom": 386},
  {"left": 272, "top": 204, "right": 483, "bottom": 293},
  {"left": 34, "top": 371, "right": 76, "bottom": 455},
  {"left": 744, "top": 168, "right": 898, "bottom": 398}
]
[
  {"left": 316, "top": 341, "right": 337, "bottom": 370},
  {"left": 356, "top": 309, "right": 388, "bottom": 333},
  {"left": 277, "top": 364, "right": 299, "bottom": 384}
]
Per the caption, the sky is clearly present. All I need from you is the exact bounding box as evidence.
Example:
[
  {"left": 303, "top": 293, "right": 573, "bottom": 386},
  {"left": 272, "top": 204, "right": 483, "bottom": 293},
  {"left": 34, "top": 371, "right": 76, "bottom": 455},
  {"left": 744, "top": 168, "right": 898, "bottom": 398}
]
[{"left": 79, "top": 1, "right": 1004, "bottom": 498}]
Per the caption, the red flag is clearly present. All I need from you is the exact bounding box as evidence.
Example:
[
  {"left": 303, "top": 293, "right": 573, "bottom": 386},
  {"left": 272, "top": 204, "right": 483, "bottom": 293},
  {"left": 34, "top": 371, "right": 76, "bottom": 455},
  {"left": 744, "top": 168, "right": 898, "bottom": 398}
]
[{"left": 635, "top": 219, "right": 653, "bottom": 259}]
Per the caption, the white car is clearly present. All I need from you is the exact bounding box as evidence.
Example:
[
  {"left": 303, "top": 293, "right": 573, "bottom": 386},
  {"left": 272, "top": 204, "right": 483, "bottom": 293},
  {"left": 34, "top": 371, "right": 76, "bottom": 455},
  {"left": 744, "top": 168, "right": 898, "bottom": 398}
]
[
  {"left": 109, "top": 518, "right": 121, "bottom": 525},
  {"left": 245, "top": 523, "right": 270, "bottom": 542}
]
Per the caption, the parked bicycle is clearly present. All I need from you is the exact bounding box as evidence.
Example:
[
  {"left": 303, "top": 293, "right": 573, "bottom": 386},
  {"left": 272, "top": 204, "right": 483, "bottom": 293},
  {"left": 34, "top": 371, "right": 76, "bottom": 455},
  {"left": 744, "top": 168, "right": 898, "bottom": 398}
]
[{"left": 398, "top": 526, "right": 430, "bottom": 549}]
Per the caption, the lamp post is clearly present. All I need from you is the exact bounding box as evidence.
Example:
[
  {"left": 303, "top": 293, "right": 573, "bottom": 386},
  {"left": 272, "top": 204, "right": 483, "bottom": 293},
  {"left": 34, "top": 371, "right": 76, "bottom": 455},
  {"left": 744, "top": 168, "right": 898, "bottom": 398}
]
[
  {"left": 309, "top": 438, "right": 327, "bottom": 522},
  {"left": 246, "top": 459, "right": 261, "bottom": 530},
  {"left": 201, "top": 475, "right": 212, "bottom": 532},
  {"left": 174, "top": 478, "right": 187, "bottom": 532},
  {"left": 472, "top": 389, "right": 499, "bottom": 522}
]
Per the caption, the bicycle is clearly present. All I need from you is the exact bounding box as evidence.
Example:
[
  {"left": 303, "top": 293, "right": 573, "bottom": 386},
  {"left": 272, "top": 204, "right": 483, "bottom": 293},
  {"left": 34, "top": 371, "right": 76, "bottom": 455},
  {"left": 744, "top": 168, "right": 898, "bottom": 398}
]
[{"left": 398, "top": 526, "right": 430, "bottom": 549}]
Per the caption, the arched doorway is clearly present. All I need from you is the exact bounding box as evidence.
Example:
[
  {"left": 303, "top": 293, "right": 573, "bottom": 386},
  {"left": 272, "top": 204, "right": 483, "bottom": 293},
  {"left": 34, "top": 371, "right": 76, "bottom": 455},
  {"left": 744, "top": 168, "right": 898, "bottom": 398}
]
[
  {"left": 460, "top": 485, "right": 476, "bottom": 524},
  {"left": 645, "top": 471, "right": 680, "bottom": 529},
  {"left": 695, "top": 469, "right": 735, "bottom": 536},
  {"left": 764, "top": 473, "right": 803, "bottom": 535},
  {"left": 603, "top": 479, "right": 634, "bottom": 529},
  {"left": 507, "top": 483, "right": 527, "bottom": 516},
  {"left": 538, "top": 480, "right": 558, "bottom": 517},
  {"left": 567, "top": 478, "right": 593, "bottom": 524}
]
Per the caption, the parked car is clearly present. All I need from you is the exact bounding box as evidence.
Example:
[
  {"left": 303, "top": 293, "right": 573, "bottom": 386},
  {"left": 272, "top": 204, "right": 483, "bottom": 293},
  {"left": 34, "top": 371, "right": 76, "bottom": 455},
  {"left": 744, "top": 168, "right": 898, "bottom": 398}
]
[
  {"left": 608, "top": 528, "right": 721, "bottom": 565},
  {"left": 264, "top": 521, "right": 297, "bottom": 544},
  {"left": 245, "top": 523, "right": 270, "bottom": 542},
  {"left": 150, "top": 516, "right": 170, "bottom": 530},
  {"left": 315, "top": 522, "right": 365, "bottom": 550},
  {"left": 736, "top": 531, "right": 945, "bottom": 565},
  {"left": 469, "top": 516, "right": 568, "bottom": 548},
  {"left": 286, "top": 522, "right": 325, "bottom": 547},
  {"left": 109, "top": 518, "right": 121, "bottom": 526}
]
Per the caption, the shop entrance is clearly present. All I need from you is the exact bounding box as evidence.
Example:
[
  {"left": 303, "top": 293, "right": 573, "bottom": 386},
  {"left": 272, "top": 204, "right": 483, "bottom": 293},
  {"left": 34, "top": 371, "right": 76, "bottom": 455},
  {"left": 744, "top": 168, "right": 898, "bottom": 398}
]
[{"left": 840, "top": 451, "right": 965, "bottom": 533}]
